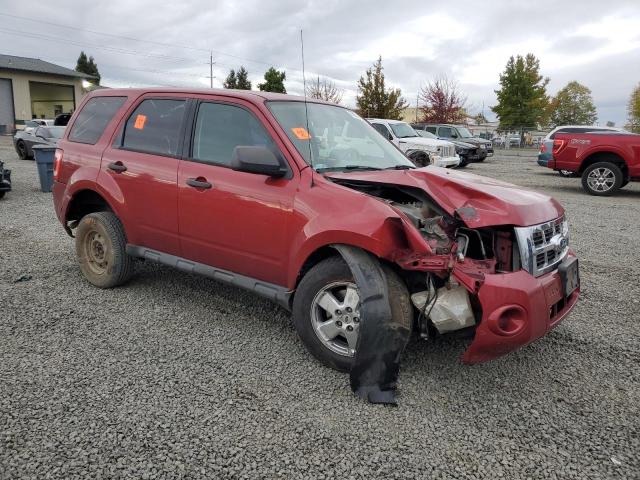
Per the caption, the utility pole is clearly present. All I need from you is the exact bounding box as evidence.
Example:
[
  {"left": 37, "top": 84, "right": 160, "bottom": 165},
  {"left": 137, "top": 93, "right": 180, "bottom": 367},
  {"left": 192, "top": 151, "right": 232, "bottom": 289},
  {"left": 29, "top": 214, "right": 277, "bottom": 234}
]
[{"left": 209, "top": 52, "right": 214, "bottom": 88}]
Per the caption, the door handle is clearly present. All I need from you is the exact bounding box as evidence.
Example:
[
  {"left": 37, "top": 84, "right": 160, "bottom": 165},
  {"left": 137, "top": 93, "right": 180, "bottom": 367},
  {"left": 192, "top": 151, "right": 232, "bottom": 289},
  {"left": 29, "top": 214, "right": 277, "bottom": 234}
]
[
  {"left": 107, "top": 162, "right": 127, "bottom": 173},
  {"left": 186, "top": 177, "right": 213, "bottom": 189}
]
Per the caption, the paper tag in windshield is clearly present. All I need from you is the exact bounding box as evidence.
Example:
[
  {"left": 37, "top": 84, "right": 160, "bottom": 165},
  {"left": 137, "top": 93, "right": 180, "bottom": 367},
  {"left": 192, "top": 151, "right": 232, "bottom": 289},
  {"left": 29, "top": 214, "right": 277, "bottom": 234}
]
[
  {"left": 291, "top": 127, "right": 310, "bottom": 140},
  {"left": 134, "top": 114, "right": 147, "bottom": 130}
]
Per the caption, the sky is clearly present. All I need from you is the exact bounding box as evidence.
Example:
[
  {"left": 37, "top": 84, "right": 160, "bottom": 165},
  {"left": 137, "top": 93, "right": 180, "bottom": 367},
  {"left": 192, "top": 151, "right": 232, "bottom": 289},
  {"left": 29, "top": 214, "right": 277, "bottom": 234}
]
[{"left": 1, "top": 0, "right": 639, "bottom": 125}]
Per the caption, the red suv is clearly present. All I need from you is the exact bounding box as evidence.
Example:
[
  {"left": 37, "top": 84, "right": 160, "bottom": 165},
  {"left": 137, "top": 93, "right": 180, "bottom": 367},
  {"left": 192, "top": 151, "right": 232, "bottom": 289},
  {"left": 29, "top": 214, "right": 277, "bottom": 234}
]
[{"left": 52, "top": 88, "right": 580, "bottom": 377}]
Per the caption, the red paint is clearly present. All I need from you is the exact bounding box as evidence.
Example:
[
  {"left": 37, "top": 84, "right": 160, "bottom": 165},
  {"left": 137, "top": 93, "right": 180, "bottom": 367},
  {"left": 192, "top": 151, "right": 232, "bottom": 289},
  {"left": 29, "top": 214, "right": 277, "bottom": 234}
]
[{"left": 53, "top": 88, "right": 581, "bottom": 365}]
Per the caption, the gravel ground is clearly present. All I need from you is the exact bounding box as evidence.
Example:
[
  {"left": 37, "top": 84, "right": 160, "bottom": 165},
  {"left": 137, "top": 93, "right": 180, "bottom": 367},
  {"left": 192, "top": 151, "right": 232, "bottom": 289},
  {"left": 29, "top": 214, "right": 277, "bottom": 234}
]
[{"left": 1, "top": 136, "right": 638, "bottom": 479}]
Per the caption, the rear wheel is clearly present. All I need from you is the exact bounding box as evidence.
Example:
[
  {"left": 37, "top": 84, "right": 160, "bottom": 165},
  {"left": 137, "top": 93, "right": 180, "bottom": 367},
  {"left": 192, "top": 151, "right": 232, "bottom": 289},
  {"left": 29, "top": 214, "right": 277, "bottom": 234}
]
[
  {"left": 16, "top": 141, "right": 28, "bottom": 160},
  {"left": 75, "top": 211, "right": 133, "bottom": 288},
  {"left": 581, "top": 162, "right": 623, "bottom": 196},
  {"left": 292, "top": 256, "right": 412, "bottom": 372}
]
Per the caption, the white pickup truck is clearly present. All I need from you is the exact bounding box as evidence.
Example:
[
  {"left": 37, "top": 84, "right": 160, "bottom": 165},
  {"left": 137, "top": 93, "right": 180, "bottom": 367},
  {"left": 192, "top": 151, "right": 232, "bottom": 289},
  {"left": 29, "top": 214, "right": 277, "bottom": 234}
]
[{"left": 367, "top": 118, "right": 460, "bottom": 168}]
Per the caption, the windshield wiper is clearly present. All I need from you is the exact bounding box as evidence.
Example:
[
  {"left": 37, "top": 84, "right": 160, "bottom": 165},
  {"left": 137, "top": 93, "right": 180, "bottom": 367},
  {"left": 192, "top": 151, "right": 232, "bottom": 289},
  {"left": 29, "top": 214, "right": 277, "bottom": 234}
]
[
  {"left": 384, "top": 165, "right": 414, "bottom": 170},
  {"left": 317, "top": 165, "right": 382, "bottom": 173}
]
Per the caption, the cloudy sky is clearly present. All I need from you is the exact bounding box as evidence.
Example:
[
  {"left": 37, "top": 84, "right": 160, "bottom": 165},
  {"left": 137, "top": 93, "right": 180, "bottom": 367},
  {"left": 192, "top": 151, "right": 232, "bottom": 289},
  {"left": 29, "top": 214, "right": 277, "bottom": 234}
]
[{"left": 1, "top": 0, "right": 639, "bottom": 125}]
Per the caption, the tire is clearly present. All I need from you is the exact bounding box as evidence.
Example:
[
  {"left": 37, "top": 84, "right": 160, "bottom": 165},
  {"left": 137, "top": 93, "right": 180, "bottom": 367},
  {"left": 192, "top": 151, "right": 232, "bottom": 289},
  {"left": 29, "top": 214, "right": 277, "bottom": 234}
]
[
  {"left": 75, "top": 211, "right": 133, "bottom": 288},
  {"left": 292, "top": 256, "right": 412, "bottom": 372},
  {"left": 16, "top": 141, "right": 28, "bottom": 160},
  {"left": 621, "top": 179, "right": 630, "bottom": 188},
  {"left": 0, "top": 191, "right": 5, "bottom": 199},
  {"left": 456, "top": 157, "right": 469, "bottom": 168},
  {"left": 408, "top": 151, "right": 430, "bottom": 168},
  {"left": 581, "top": 161, "right": 623, "bottom": 196}
]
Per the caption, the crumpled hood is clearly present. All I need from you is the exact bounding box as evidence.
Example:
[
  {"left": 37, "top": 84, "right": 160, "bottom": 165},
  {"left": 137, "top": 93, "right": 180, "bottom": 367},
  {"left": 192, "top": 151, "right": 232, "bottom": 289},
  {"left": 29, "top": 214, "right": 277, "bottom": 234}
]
[{"left": 326, "top": 167, "right": 564, "bottom": 228}]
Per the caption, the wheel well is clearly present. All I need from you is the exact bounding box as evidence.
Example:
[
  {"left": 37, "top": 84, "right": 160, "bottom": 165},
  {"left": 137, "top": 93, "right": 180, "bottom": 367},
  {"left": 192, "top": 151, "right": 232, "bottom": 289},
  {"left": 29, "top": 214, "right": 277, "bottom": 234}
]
[
  {"left": 580, "top": 152, "right": 627, "bottom": 175},
  {"left": 66, "top": 189, "right": 112, "bottom": 224}
]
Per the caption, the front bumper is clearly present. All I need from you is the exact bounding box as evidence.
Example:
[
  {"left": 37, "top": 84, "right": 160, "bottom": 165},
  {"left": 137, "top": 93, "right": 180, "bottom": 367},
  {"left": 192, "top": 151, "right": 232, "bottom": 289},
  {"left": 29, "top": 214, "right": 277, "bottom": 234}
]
[
  {"left": 433, "top": 155, "right": 461, "bottom": 168},
  {"left": 455, "top": 253, "right": 579, "bottom": 364}
]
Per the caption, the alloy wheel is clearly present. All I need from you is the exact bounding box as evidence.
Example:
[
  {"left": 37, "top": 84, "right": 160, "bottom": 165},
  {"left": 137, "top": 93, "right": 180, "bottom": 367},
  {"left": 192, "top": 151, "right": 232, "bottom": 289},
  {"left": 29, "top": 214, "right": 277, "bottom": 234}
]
[{"left": 587, "top": 167, "right": 615, "bottom": 193}]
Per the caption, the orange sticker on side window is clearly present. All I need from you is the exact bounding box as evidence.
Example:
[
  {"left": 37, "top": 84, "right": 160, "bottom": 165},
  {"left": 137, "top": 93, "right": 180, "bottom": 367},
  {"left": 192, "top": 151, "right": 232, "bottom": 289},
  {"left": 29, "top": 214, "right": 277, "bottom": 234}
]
[
  {"left": 291, "top": 127, "right": 310, "bottom": 140},
  {"left": 134, "top": 114, "right": 147, "bottom": 129}
]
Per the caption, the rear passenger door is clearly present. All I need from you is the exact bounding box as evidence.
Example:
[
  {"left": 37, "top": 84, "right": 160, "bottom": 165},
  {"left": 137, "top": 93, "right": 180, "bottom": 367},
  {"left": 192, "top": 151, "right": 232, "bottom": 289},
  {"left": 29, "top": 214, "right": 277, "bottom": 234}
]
[
  {"left": 177, "top": 98, "right": 298, "bottom": 287},
  {"left": 101, "top": 95, "right": 187, "bottom": 255}
]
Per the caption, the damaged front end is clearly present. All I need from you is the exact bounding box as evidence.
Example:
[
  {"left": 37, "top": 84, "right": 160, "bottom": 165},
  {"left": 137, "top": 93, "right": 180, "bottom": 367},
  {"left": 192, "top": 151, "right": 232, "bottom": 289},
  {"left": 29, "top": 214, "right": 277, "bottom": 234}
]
[{"left": 328, "top": 171, "right": 580, "bottom": 365}]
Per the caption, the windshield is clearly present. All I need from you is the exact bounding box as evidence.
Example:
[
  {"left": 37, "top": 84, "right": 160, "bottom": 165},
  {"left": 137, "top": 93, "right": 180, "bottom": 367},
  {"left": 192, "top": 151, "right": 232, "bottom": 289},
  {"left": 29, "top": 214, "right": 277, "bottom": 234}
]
[
  {"left": 457, "top": 127, "right": 473, "bottom": 138},
  {"left": 416, "top": 130, "right": 437, "bottom": 139},
  {"left": 389, "top": 122, "right": 419, "bottom": 138},
  {"left": 268, "top": 101, "right": 415, "bottom": 172},
  {"left": 47, "top": 127, "right": 66, "bottom": 139}
]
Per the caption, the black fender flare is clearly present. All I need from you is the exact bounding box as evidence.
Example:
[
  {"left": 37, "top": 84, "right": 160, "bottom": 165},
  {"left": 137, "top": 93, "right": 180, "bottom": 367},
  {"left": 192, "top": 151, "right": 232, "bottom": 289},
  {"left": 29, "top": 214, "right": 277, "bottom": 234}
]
[{"left": 331, "top": 244, "right": 411, "bottom": 404}]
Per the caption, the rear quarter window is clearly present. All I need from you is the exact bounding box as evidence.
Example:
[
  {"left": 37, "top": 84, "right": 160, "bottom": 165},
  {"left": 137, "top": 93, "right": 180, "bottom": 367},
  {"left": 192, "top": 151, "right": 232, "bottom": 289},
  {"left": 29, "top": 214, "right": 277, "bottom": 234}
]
[{"left": 68, "top": 96, "right": 127, "bottom": 144}]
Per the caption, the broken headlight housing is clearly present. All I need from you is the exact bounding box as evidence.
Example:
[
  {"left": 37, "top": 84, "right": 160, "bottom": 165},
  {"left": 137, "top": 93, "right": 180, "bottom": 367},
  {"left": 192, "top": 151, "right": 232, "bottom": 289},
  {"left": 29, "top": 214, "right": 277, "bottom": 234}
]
[{"left": 514, "top": 216, "right": 569, "bottom": 277}]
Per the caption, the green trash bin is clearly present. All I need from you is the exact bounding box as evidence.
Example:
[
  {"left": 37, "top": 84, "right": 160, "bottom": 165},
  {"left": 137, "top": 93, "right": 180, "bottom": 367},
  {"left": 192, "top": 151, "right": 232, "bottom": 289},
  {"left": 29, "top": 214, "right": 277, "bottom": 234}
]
[{"left": 32, "top": 145, "right": 56, "bottom": 193}]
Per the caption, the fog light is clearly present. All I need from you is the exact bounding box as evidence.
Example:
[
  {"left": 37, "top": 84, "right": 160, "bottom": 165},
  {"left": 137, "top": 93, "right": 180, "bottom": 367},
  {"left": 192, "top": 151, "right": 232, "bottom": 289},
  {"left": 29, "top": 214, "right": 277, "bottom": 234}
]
[{"left": 487, "top": 305, "right": 526, "bottom": 336}]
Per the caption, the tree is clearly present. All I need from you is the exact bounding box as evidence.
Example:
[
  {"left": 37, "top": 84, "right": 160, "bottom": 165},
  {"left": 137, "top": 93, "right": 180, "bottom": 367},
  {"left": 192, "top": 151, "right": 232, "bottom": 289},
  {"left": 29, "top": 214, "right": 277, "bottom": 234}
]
[
  {"left": 548, "top": 81, "right": 597, "bottom": 126},
  {"left": 223, "top": 69, "right": 237, "bottom": 89},
  {"left": 356, "top": 56, "right": 408, "bottom": 119},
  {"left": 258, "top": 67, "right": 286, "bottom": 93},
  {"left": 236, "top": 66, "right": 252, "bottom": 90},
  {"left": 306, "top": 76, "right": 343, "bottom": 104},
  {"left": 628, "top": 83, "right": 640, "bottom": 133},
  {"left": 418, "top": 75, "right": 467, "bottom": 123},
  {"left": 491, "top": 54, "right": 549, "bottom": 131},
  {"left": 75, "top": 51, "right": 101, "bottom": 85}
]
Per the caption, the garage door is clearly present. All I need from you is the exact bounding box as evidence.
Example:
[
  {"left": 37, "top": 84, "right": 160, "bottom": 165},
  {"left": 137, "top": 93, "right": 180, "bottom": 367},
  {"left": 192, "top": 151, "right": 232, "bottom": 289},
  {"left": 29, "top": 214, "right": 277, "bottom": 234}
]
[{"left": 0, "top": 78, "right": 15, "bottom": 133}]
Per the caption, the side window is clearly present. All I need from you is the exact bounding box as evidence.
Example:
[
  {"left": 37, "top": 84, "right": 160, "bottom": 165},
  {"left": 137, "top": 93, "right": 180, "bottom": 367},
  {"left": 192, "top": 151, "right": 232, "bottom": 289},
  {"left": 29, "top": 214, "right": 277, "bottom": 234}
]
[
  {"left": 69, "top": 96, "right": 127, "bottom": 144},
  {"left": 192, "top": 102, "right": 275, "bottom": 166},
  {"left": 122, "top": 99, "right": 186, "bottom": 156},
  {"left": 372, "top": 123, "right": 391, "bottom": 138},
  {"left": 439, "top": 127, "right": 453, "bottom": 138},
  {"left": 425, "top": 126, "right": 437, "bottom": 134}
]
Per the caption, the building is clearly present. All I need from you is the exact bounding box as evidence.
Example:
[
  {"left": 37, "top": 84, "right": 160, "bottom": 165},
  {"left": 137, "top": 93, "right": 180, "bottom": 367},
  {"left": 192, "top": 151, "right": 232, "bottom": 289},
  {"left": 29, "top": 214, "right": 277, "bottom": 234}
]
[{"left": 0, "top": 54, "right": 96, "bottom": 133}]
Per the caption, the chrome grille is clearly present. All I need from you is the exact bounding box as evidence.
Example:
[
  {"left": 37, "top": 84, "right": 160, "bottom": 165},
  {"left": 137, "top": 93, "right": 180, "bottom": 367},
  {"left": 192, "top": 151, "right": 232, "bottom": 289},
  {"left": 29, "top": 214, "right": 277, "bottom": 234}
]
[
  {"left": 438, "top": 145, "right": 455, "bottom": 158},
  {"left": 515, "top": 216, "right": 569, "bottom": 277}
]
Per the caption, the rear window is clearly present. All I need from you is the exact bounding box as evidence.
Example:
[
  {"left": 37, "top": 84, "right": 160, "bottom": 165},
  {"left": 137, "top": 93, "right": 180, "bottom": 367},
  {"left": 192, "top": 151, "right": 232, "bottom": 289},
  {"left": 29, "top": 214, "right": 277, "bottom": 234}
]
[
  {"left": 69, "top": 96, "right": 126, "bottom": 144},
  {"left": 121, "top": 99, "right": 186, "bottom": 157}
]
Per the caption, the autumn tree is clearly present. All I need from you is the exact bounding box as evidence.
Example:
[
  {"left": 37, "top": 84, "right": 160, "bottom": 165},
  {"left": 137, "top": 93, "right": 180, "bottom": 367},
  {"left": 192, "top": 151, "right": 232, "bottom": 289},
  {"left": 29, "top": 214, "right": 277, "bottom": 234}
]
[
  {"left": 548, "top": 81, "right": 597, "bottom": 126},
  {"left": 492, "top": 54, "right": 549, "bottom": 131},
  {"left": 258, "top": 67, "right": 286, "bottom": 93},
  {"left": 628, "top": 83, "right": 640, "bottom": 133},
  {"left": 75, "top": 51, "right": 101, "bottom": 85},
  {"left": 356, "top": 56, "right": 408, "bottom": 119},
  {"left": 306, "top": 76, "right": 343, "bottom": 104},
  {"left": 418, "top": 75, "right": 467, "bottom": 123}
]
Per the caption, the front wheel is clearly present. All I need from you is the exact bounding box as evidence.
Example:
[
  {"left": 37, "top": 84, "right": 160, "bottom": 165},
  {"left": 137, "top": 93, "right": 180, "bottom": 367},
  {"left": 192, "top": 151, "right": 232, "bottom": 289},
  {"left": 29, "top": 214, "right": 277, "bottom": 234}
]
[
  {"left": 75, "top": 211, "right": 134, "bottom": 288},
  {"left": 581, "top": 162, "right": 623, "bottom": 196},
  {"left": 292, "top": 256, "right": 412, "bottom": 372},
  {"left": 16, "top": 141, "right": 28, "bottom": 160}
]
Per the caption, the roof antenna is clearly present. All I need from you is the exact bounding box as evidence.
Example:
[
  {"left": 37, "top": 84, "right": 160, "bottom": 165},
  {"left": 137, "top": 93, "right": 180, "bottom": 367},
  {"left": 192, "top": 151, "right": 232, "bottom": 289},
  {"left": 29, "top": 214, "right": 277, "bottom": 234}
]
[{"left": 300, "top": 29, "right": 315, "bottom": 177}]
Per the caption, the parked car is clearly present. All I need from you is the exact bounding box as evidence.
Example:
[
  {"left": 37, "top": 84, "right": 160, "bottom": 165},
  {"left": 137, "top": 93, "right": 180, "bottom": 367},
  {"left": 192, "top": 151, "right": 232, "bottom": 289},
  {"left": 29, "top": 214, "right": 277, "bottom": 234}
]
[
  {"left": 13, "top": 126, "right": 65, "bottom": 159},
  {"left": 51, "top": 88, "right": 580, "bottom": 395},
  {"left": 367, "top": 118, "right": 460, "bottom": 168},
  {"left": 508, "top": 135, "right": 522, "bottom": 148},
  {"left": 544, "top": 125, "right": 623, "bottom": 140},
  {"left": 413, "top": 123, "right": 493, "bottom": 159},
  {"left": 414, "top": 129, "right": 477, "bottom": 167},
  {"left": 0, "top": 160, "right": 11, "bottom": 199},
  {"left": 548, "top": 131, "right": 640, "bottom": 195},
  {"left": 54, "top": 113, "right": 72, "bottom": 126},
  {"left": 538, "top": 140, "right": 575, "bottom": 177}
]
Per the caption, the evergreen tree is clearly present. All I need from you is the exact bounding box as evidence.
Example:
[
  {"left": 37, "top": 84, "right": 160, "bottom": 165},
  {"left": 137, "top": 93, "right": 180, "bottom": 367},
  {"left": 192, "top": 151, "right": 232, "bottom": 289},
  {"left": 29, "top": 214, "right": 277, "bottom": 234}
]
[
  {"left": 491, "top": 54, "right": 549, "bottom": 131},
  {"left": 223, "top": 69, "right": 237, "bottom": 89},
  {"left": 549, "top": 81, "right": 597, "bottom": 126},
  {"left": 258, "top": 67, "right": 286, "bottom": 93},
  {"left": 628, "top": 83, "right": 640, "bottom": 133},
  {"left": 236, "top": 66, "right": 252, "bottom": 90},
  {"left": 75, "top": 51, "right": 101, "bottom": 85},
  {"left": 356, "top": 56, "right": 408, "bottom": 120}
]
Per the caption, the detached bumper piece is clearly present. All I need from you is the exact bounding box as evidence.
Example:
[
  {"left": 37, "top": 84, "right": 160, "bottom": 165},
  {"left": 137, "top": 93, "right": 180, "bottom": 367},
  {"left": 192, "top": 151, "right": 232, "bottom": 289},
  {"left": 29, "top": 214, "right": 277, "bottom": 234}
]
[
  {"left": 460, "top": 254, "right": 579, "bottom": 364},
  {"left": 334, "top": 245, "right": 411, "bottom": 405}
]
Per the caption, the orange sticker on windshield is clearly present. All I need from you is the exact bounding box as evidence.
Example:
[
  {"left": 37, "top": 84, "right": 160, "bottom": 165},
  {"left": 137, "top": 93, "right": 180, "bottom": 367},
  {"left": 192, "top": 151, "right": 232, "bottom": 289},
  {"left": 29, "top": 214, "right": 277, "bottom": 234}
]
[
  {"left": 291, "top": 127, "right": 310, "bottom": 140},
  {"left": 134, "top": 114, "right": 147, "bottom": 129}
]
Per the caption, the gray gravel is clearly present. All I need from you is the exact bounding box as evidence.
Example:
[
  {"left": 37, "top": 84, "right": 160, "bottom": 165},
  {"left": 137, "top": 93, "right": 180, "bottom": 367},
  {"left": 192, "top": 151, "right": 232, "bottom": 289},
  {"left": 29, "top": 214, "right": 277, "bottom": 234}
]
[{"left": 1, "top": 137, "right": 638, "bottom": 479}]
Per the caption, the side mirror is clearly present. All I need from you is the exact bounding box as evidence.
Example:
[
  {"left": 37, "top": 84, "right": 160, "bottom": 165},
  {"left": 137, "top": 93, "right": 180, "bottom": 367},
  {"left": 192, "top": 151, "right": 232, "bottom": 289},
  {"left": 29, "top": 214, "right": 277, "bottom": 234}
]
[{"left": 231, "top": 146, "right": 288, "bottom": 178}]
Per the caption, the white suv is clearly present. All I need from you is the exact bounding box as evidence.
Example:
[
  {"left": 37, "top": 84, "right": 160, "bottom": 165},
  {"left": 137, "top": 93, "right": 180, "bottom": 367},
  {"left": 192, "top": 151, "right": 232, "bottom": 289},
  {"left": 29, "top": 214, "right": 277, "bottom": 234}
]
[{"left": 368, "top": 118, "right": 460, "bottom": 168}]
